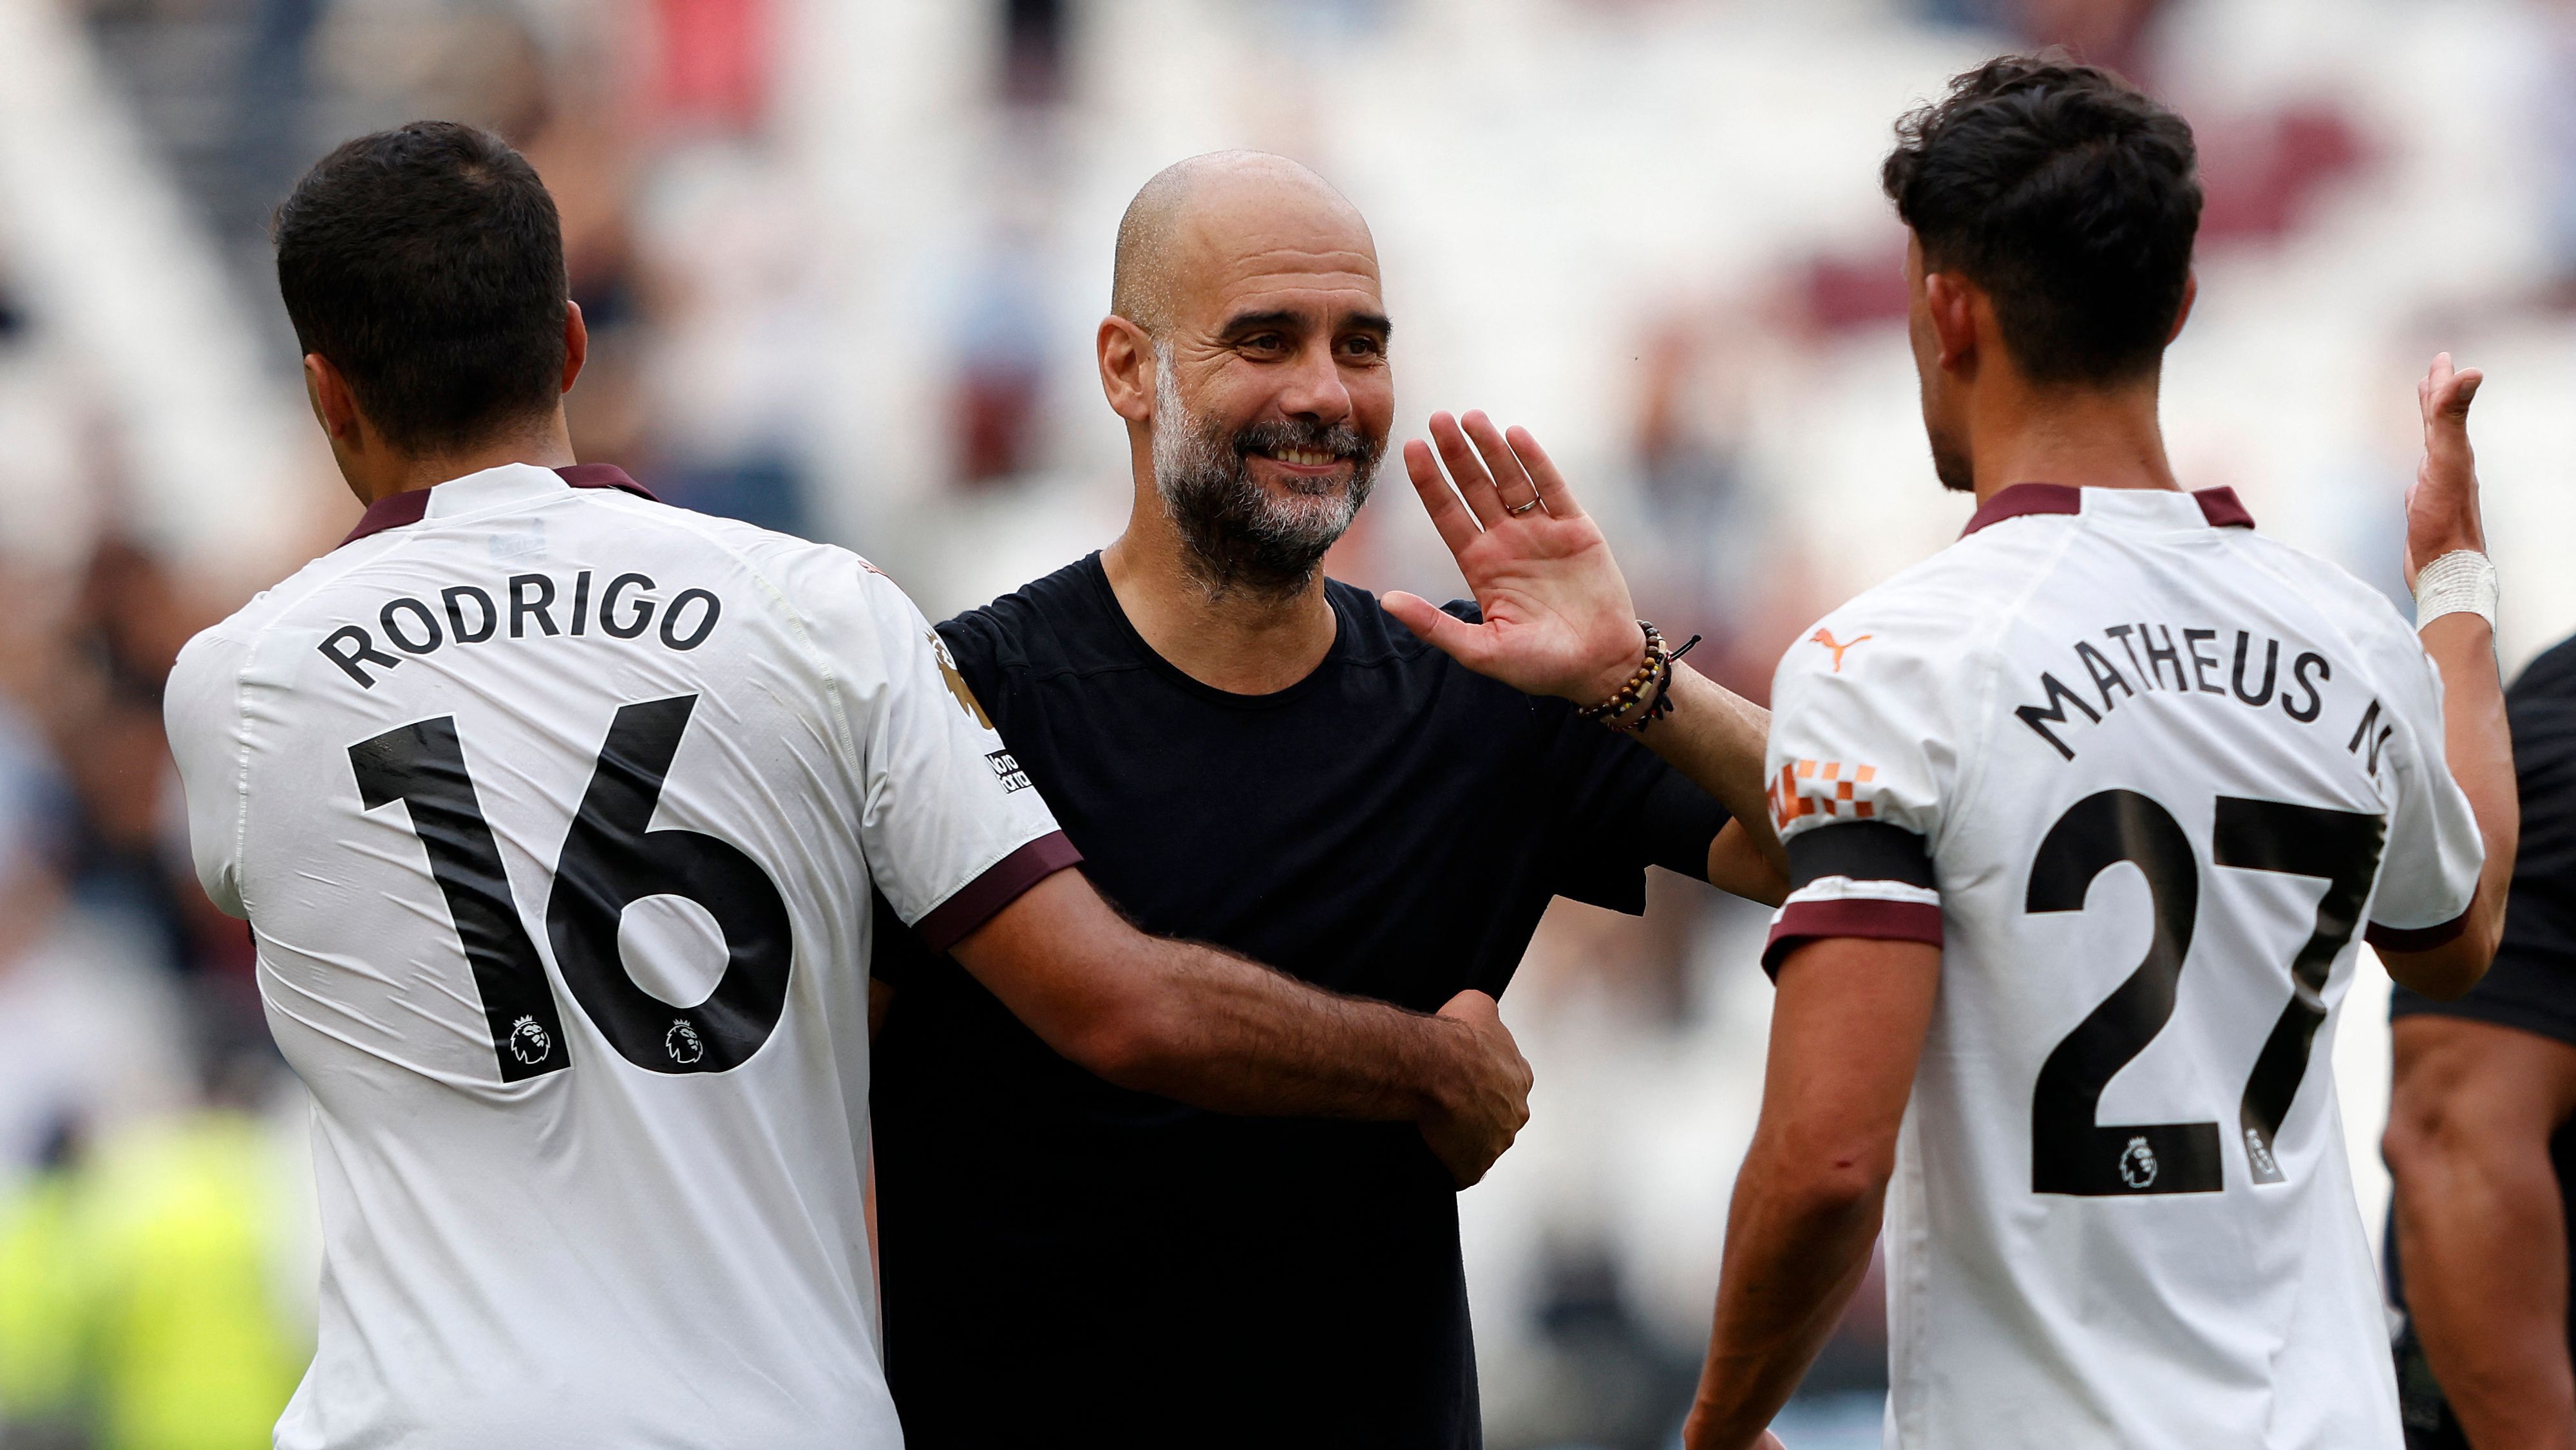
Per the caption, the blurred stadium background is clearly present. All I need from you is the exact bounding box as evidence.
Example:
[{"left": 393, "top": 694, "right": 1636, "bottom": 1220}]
[{"left": 1, "top": 0, "right": 2573, "bottom": 1445}]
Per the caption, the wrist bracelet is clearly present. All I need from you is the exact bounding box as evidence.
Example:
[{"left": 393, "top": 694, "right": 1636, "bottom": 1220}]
[
  {"left": 1578, "top": 623, "right": 1666, "bottom": 724},
  {"left": 2414, "top": 549, "right": 2498, "bottom": 632},
  {"left": 1578, "top": 622, "right": 1703, "bottom": 734},
  {"left": 1624, "top": 631, "right": 1703, "bottom": 733}
]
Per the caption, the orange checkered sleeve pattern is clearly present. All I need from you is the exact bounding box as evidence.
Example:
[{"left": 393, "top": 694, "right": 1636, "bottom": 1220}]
[
  {"left": 1761, "top": 615, "right": 1951, "bottom": 975},
  {"left": 1768, "top": 758, "right": 1880, "bottom": 829}
]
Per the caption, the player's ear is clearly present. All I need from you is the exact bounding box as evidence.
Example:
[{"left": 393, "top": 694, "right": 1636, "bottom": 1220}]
[
  {"left": 2166, "top": 272, "right": 2197, "bottom": 345},
  {"left": 562, "top": 299, "right": 589, "bottom": 394},
  {"left": 304, "top": 352, "right": 363, "bottom": 444},
  {"left": 1097, "top": 315, "right": 1155, "bottom": 425},
  {"left": 1923, "top": 271, "right": 1978, "bottom": 375}
]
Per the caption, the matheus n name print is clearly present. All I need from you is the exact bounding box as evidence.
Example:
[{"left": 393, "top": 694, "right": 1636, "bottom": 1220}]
[{"left": 2013, "top": 623, "right": 2360, "bottom": 762}]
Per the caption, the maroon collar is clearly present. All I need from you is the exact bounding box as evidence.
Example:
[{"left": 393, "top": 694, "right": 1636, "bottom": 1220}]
[
  {"left": 337, "top": 464, "right": 658, "bottom": 549},
  {"left": 1960, "top": 482, "right": 2255, "bottom": 538}
]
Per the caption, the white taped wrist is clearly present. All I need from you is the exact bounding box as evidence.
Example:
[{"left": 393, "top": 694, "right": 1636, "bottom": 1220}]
[{"left": 2414, "top": 549, "right": 2497, "bottom": 631}]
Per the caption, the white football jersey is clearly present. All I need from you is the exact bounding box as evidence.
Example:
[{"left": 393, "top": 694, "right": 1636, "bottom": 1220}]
[
  {"left": 165, "top": 463, "right": 1071, "bottom": 1449},
  {"left": 1762, "top": 485, "right": 2481, "bottom": 1450}
]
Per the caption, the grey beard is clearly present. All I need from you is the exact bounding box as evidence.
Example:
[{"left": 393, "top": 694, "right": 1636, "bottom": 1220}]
[{"left": 1151, "top": 350, "right": 1381, "bottom": 601}]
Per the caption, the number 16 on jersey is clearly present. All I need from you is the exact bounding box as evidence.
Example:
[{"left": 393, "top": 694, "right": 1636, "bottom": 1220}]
[{"left": 347, "top": 695, "right": 793, "bottom": 1082}]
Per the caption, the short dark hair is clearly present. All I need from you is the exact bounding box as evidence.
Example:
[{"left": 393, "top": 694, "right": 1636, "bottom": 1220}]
[
  {"left": 274, "top": 122, "right": 568, "bottom": 455},
  {"left": 1881, "top": 54, "right": 2201, "bottom": 386}
]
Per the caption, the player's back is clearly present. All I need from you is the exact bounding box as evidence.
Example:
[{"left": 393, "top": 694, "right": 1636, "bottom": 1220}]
[
  {"left": 166, "top": 464, "right": 977, "bottom": 1449},
  {"left": 1765, "top": 485, "right": 2481, "bottom": 1449}
]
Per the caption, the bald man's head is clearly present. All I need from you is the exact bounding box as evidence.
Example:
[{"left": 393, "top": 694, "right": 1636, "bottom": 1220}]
[
  {"left": 1094, "top": 150, "right": 1392, "bottom": 600},
  {"left": 1110, "top": 151, "right": 1372, "bottom": 335}
]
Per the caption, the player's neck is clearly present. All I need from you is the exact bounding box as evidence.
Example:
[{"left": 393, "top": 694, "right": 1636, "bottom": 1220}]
[
  {"left": 1102, "top": 497, "right": 1338, "bottom": 697},
  {"left": 1967, "top": 375, "right": 2180, "bottom": 505},
  {"left": 336, "top": 415, "right": 580, "bottom": 507}
]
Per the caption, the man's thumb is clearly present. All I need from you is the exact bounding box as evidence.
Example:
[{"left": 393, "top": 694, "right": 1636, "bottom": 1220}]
[
  {"left": 2447, "top": 370, "right": 2483, "bottom": 418},
  {"left": 1436, "top": 988, "right": 1499, "bottom": 1023},
  {"left": 1382, "top": 592, "right": 1481, "bottom": 663}
]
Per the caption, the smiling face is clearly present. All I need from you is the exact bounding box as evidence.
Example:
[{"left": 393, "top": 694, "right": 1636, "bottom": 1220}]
[
  {"left": 1150, "top": 339, "right": 1385, "bottom": 598},
  {"left": 1128, "top": 159, "right": 1393, "bottom": 596}
]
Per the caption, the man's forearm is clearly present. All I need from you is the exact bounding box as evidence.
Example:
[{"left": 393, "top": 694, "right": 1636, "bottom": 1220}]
[
  {"left": 2423, "top": 613, "right": 2517, "bottom": 951},
  {"left": 2389, "top": 1019, "right": 2576, "bottom": 1450},
  {"left": 1104, "top": 936, "right": 1463, "bottom": 1119},
  {"left": 953, "top": 869, "right": 1526, "bottom": 1184},
  {"left": 1644, "top": 664, "right": 1783, "bottom": 871},
  {"left": 1685, "top": 937, "right": 1935, "bottom": 1450},
  {"left": 2404, "top": 356, "right": 2513, "bottom": 961},
  {"left": 2394, "top": 1122, "right": 2576, "bottom": 1448},
  {"left": 1683, "top": 1162, "right": 1884, "bottom": 1449}
]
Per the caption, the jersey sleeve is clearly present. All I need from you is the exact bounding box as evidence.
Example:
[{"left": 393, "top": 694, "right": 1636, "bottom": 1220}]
[
  {"left": 2361, "top": 634, "right": 2485, "bottom": 952},
  {"left": 813, "top": 555, "right": 1079, "bottom": 952},
  {"left": 1545, "top": 698, "right": 1729, "bottom": 914},
  {"left": 164, "top": 627, "right": 251, "bottom": 919},
  {"left": 1759, "top": 609, "right": 1969, "bottom": 974}
]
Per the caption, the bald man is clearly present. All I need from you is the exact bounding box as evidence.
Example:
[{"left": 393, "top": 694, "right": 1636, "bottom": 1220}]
[{"left": 868, "top": 153, "right": 1783, "bottom": 1447}]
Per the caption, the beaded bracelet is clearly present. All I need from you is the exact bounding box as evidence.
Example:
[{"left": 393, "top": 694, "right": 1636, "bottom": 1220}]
[
  {"left": 1615, "top": 630, "right": 1701, "bottom": 733},
  {"left": 1577, "top": 623, "right": 1704, "bottom": 733},
  {"left": 1577, "top": 623, "right": 1668, "bottom": 724}
]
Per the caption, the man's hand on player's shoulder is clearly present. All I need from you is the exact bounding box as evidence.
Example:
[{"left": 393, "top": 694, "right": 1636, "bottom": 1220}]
[
  {"left": 1381, "top": 410, "right": 1649, "bottom": 706},
  {"left": 1417, "top": 990, "right": 1535, "bottom": 1187},
  {"left": 2405, "top": 351, "right": 2486, "bottom": 587}
]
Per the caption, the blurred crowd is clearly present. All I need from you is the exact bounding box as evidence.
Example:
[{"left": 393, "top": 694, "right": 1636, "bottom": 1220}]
[{"left": 3, "top": 0, "right": 2576, "bottom": 1446}]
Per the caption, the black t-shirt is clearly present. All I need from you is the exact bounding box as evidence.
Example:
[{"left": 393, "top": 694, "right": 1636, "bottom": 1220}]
[
  {"left": 869, "top": 554, "right": 1726, "bottom": 1449},
  {"left": 2388, "top": 634, "right": 2576, "bottom": 1442},
  {"left": 2392, "top": 632, "right": 2576, "bottom": 1040}
]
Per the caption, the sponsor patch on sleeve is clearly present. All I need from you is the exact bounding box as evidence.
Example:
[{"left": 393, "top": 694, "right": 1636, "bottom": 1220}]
[{"left": 986, "top": 749, "right": 1031, "bottom": 793}]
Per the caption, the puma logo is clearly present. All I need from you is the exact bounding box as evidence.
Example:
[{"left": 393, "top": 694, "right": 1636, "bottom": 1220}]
[{"left": 1810, "top": 628, "right": 1872, "bottom": 672}]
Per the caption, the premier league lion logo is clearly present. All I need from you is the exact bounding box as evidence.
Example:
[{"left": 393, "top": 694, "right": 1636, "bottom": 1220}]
[
  {"left": 508, "top": 1015, "right": 551, "bottom": 1066},
  {"left": 666, "top": 1019, "right": 705, "bottom": 1066},
  {"left": 2119, "top": 1135, "right": 2159, "bottom": 1191}
]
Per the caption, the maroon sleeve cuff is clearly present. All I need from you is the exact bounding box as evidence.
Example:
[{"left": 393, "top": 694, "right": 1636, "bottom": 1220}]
[
  {"left": 2365, "top": 911, "right": 2471, "bottom": 955},
  {"left": 1762, "top": 899, "right": 1944, "bottom": 977},
  {"left": 913, "top": 831, "right": 1084, "bottom": 952}
]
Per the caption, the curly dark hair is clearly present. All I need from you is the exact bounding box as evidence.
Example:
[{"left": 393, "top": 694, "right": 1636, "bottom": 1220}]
[{"left": 1882, "top": 53, "right": 2201, "bottom": 386}]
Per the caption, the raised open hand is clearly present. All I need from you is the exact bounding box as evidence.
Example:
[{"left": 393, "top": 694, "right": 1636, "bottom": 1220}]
[
  {"left": 2405, "top": 351, "right": 2486, "bottom": 589},
  {"left": 1380, "top": 410, "right": 1649, "bottom": 705}
]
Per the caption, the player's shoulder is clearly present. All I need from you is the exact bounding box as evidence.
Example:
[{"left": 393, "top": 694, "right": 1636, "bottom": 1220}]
[
  {"left": 173, "top": 541, "right": 387, "bottom": 682},
  {"left": 2220, "top": 531, "right": 2436, "bottom": 696},
  {"left": 618, "top": 503, "right": 918, "bottom": 628},
  {"left": 1833, "top": 540, "right": 2016, "bottom": 629},
  {"left": 1775, "top": 537, "right": 2028, "bottom": 697},
  {"left": 598, "top": 497, "right": 851, "bottom": 583},
  {"left": 167, "top": 621, "right": 251, "bottom": 739},
  {"left": 936, "top": 554, "right": 1126, "bottom": 682},
  {"left": 2227, "top": 529, "right": 2412, "bottom": 632},
  {"left": 166, "top": 543, "right": 401, "bottom": 742}
]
